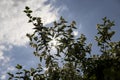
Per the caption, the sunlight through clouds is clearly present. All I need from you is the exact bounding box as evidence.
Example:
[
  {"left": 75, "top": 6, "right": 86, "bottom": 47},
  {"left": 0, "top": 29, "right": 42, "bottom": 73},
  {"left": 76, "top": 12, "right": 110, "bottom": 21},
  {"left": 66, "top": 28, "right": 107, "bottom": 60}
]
[
  {"left": 73, "top": 31, "right": 78, "bottom": 36},
  {"left": 48, "top": 36, "right": 61, "bottom": 50}
]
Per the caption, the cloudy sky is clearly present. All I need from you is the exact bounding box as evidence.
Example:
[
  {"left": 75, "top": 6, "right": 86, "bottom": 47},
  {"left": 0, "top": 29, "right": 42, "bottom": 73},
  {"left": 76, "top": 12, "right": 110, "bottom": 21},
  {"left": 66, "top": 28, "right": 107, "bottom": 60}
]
[{"left": 0, "top": 0, "right": 120, "bottom": 79}]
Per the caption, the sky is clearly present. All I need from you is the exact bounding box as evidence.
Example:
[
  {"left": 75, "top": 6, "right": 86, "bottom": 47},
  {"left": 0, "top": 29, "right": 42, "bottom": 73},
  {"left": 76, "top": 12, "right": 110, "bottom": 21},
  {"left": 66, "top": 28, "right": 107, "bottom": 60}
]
[{"left": 0, "top": 0, "right": 120, "bottom": 79}]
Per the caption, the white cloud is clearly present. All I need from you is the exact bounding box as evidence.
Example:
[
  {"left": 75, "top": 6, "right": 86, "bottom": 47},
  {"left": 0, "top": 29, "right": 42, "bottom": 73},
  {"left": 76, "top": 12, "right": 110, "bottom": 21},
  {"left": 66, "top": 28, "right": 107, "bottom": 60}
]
[
  {"left": 0, "top": 53, "right": 4, "bottom": 60},
  {"left": 0, "top": 45, "right": 11, "bottom": 80},
  {"left": 0, "top": 0, "right": 62, "bottom": 79},
  {"left": 0, "top": 0, "right": 59, "bottom": 46},
  {"left": 0, "top": 0, "right": 60, "bottom": 55},
  {"left": 0, "top": 66, "right": 15, "bottom": 80},
  {"left": 0, "top": 45, "right": 11, "bottom": 62},
  {"left": 1, "top": 74, "right": 6, "bottom": 80}
]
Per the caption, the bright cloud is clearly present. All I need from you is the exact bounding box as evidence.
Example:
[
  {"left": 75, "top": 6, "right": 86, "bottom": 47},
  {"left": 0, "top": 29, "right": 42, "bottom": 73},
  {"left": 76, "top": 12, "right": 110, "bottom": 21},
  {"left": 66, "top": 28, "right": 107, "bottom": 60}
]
[
  {"left": 73, "top": 31, "right": 78, "bottom": 36},
  {"left": 0, "top": 0, "right": 62, "bottom": 79},
  {"left": 0, "top": 0, "right": 59, "bottom": 46}
]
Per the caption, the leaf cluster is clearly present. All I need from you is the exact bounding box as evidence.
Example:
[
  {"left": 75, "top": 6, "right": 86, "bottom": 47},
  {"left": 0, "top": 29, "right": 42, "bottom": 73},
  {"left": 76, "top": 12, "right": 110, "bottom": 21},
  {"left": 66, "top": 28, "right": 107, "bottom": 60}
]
[{"left": 8, "top": 7, "right": 120, "bottom": 80}]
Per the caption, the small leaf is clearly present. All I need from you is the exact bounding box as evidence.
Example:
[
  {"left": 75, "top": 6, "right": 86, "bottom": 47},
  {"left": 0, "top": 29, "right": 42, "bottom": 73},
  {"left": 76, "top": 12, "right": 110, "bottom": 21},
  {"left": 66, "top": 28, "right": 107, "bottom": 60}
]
[
  {"left": 72, "top": 26, "right": 77, "bottom": 29},
  {"left": 25, "top": 6, "right": 30, "bottom": 10},
  {"left": 102, "top": 17, "right": 107, "bottom": 21},
  {"left": 26, "top": 33, "right": 30, "bottom": 37},
  {"left": 8, "top": 72, "right": 14, "bottom": 77},
  {"left": 16, "top": 64, "right": 22, "bottom": 70},
  {"left": 34, "top": 36, "right": 38, "bottom": 41},
  {"left": 28, "top": 20, "right": 32, "bottom": 23},
  {"left": 32, "top": 44, "right": 37, "bottom": 48},
  {"left": 72, "top": 21, "right": 76, "bottom": 25},
  {"left": 16, "top": 72, "right": 23, "bottom": 74},
  {"left": 23, "top": 10, "right": 28, "bottom": 13},
  {"left": 60, "top": 16, "right": 63, "bottom": 20},
  {"left": 30, "top": 68, "right": 36, "bottom": 76},
  {"left": 54, "top": 21, "right": 57, "bottom": 27},
  {"left": 32, "top": 17, "right": 36, "bottom": 21},
  {"left": 28, "top": 10, "right": 32, "bottom": 13},
  {"left": 27, "top": 13, "right": 31, "bottom": 17},
  {"left": 40, "top": 57, "right": 42, "bottom": 62}
]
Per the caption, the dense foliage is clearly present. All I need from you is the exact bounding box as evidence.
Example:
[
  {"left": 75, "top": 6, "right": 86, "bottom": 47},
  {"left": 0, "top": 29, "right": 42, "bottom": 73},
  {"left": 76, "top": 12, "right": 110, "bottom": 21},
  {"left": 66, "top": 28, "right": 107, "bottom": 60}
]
[{"left": 8, "top": 6, "right": 120, "bottom": 80}]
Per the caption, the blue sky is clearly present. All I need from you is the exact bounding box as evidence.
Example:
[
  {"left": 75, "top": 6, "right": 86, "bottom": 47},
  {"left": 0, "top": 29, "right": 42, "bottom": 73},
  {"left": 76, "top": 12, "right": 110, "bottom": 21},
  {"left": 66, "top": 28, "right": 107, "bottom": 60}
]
[{"left": 0, "top": 0, "right": 120, "bottom": 79}]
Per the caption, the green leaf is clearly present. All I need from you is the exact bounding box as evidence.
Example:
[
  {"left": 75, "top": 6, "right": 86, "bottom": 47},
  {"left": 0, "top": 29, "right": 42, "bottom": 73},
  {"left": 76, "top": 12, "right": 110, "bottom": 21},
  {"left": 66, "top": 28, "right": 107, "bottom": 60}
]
[
  {"left": 30, "top": 68, "right": 36, "bottom": 76},
  {"left": 16, "top": 64, "right": 22, "bottom": 70},
  {"left": 28, "top": 20, "right": 32, "bottom": 23},
  {"left": 40, "top": 57, "right": 42, "bottom": 62},
  {"left": 72, "top": 26, "right": 77, "bottom": 29},
  {"left": 23, "top": 10, "right": 28, "bottom": 13},
  {"left": 33, "top": 51, "right": 39, "bottom": 56},
  {"left": 46, "top": 55, "right": 51, "bottom": 67},
  {"left": 16, "top": 72, "right": 23, "bottom": 74},
  {"left": 8, "top": 72, "right": 14, "bottom": 77},
  {"left": 60, "top": 16, "right": 63, "bottom": 20},
  {"left": 67, "top": 28, "right": 73, "bottom": 34},
  {"left": 34, "top": 36, "right": 38, "bottom": 41},
  {"left": 72, "top": 21, "right": 76, "bottom": 25},
  {"left": 102, "top": 17, "right": 107, "bottom": 21},
  {"left": 32, "top": 17, "right": 36, "bottom": 21},
  {"left": 41, "top": 51, "right": 46, "bottom": 56},
  {"left": 28, "top": 10, "right": 32, "bottom": 13},
  {"left": 27, "top": 13, "right": 31, "bottom": 17},
  {"left": 32, "top": 43, "right": 37, "bottom": 48},
  {"left": 25, "top": 6, "right": 30, "bottom": 10}
]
